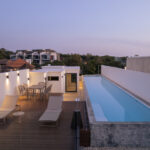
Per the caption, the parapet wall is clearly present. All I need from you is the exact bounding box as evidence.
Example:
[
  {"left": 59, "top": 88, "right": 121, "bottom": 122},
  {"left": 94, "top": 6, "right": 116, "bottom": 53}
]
[
  {"left": 101, "top": 65, "right": 150, "bottom": 105},
  {"left": 127, "top": 57, "right": 150, "bottom": 73},
  {"left": 0, "top": 69, "right": 29, "bottom": 106}
]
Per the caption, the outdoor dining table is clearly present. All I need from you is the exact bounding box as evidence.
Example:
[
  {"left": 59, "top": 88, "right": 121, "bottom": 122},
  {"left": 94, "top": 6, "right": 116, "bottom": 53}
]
[{"left": 27, "top": 84, "right": 45, "bottom": 100}]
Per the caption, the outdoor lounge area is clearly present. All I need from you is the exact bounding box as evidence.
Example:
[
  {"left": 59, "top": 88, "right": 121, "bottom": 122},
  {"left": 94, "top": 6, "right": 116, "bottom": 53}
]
[
  {"left": 0, "top": 65, "right": 150, "bottom": 150},
  {"left": 0, "top": 66, "right": 90, "bottom": 150}
]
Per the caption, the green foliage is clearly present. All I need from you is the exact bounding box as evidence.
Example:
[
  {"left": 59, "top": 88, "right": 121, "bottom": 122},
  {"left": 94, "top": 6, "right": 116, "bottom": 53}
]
[
  {"left": 61, "top": 54, "right": 126, "bottom": 75},
  {"left": 50, "top": 60, "right": 65, "bottom": 66},
  {"left": 63, "top": 54, "right": 82, "bottom": 66},
  {"left": 31, "top": 62, "right": 41, "bottom": 69},
  {"left": 0, "top": 48, "right": 14, "bottom": 59}
]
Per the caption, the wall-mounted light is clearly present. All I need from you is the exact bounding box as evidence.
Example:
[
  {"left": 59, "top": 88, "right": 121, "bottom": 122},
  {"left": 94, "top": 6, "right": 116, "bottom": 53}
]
[
  {"left": 27, "top": 77, "right": 30, "bottom": 81},
  {"left": 45, "top": 77, "right": 47, "bottom": 81},
  {"left": 17, "top": 73, "right": 20, "bottom": 76},
  {"left": 6, "top": 75, "right": 9, "bottom": 79}
]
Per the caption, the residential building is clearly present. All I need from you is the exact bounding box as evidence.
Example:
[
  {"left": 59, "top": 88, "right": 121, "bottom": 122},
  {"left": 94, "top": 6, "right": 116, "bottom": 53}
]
[
  {"left": 6, "top": 59, "right": 35, "bottom": 71},
  {"left": 10, "top": 49, "right": 60, "bottom": 65},
  {"left": 0, "top": 59, "right": 9, "bottom": 72}
]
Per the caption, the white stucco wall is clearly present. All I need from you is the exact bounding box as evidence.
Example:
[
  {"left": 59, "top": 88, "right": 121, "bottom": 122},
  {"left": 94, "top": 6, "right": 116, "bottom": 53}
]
[
  {"left": 46, "top": 71, "right": 65, "bottom": 93},
  {"left": 50, "top": 52, "right": 57, "bottom": 61},
  {"left": 101, "top": 65, "right": 150, "bottom": 104},
  {"left": 29, "top": 72, "right": 45, "bottom": 85},
  {"left": 29, "top": 71, "right": 65, "bottom": 93},
  {"left": 42, "top": 66, "right": 80, "bottom": 92},
  {"left": 0, "top": 69, "right": 29, "bottom": 106}
]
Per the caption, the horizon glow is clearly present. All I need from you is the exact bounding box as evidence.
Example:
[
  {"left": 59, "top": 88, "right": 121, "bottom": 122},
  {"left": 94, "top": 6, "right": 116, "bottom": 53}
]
[{"left": 0, "top": 0, "right": 150, "bottom": 56}]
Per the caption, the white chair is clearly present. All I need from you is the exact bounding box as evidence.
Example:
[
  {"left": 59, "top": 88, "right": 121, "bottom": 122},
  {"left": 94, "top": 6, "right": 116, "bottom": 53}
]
[{"left": 42, "top": 85, "right": 52, "bottom": 100}]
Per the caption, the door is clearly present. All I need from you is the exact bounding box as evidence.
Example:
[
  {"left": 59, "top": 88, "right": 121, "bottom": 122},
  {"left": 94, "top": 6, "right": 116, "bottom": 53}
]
[{"left": 65, "top": 73, "right": 77, "bottom": 92}]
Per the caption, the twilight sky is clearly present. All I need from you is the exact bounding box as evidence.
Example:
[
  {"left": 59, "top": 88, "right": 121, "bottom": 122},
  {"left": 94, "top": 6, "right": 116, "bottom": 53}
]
[{"left": 0, "top": 0, "right": 150, "bottom": 56}]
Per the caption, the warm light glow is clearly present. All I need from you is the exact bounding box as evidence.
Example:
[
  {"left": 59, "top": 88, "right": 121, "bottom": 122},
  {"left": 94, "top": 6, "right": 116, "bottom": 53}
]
[
  {"left": 17, "top": 71, "right": 20, "bottom": 76},
  {"left": 5, "top": 73, "right": 9, "bottom": 85},
  {"left": 27, "top": 80, "right": 30, "bottom": 86},
  {"left": 44, "top": 73, "right": 47, "bottom": 82},
  {"left": 17, "top": 76, "right": 20, "bottom": 84},
  {"left": 27, "top": 72, "right": 30, "bottom": 86},
  {"left": 5, "top": 72, "right": 9, "bottom": 79},
  {"left": 124, "top": 67, "right": 127, "bottom": 70},
  {"left": 44, "top": 73, "right": 47, "bottom": 78},
  {"left": 16, "top": 71, "right": 20, "bottom": 84}
]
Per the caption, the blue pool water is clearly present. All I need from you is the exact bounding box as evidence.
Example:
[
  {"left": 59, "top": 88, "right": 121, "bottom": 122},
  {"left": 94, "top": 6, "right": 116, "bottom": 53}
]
[{"left": 84, "top": 76, "right": 150, "bottom": 122}]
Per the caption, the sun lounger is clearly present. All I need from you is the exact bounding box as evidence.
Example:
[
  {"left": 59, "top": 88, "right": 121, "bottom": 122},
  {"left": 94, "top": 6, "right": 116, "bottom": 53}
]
[
  {"left": 39, "top": 95, "right": 63, "bottom": 125},
  {"left": 0, "top": 95, "right": 19, "bottom": 123}
]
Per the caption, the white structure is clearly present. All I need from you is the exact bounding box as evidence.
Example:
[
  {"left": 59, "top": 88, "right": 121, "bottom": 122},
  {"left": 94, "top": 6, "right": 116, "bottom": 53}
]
[
  {"left": 30, "top": 65, "right": 80, "bottom": 93},
  {"left": 0, "top": 65, "right": 80, "bottom": 106},
  {"left": 10, "top": 49, "right": 60, "bottom": 65},
  {"left": 0, "top": 69, "right": 29, "bottom": 106},
  {"left": 101, "top": 65, "right": 150, "bottom": 105},
  {"left": 127, "top": 56, "right": 150, "bottom": 73}
]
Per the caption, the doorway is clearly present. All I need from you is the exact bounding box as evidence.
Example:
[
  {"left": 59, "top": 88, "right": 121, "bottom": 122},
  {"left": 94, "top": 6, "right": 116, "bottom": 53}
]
[{"left": 65, "top": 73, "right": 77, "bottom": 92}]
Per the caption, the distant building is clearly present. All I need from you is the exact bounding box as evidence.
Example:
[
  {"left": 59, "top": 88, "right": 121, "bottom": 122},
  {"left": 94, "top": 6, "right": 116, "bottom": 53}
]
[
  {"left": 6, "top": 59, "right": 35, "bottom": 71},
  {"left": 126, "top": 56, "right": 150, "bottom": 73},
  {"left": 10, "top": 49, "right": 60, "bottom": 65},
  {"left": 0, "top": 59, "right": 9, "bottom": 72}
]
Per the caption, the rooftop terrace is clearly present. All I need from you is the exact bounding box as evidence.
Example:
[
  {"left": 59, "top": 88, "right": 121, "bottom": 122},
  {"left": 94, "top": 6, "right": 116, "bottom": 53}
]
[{"left": 0, "top": 96, "right": 87, "bottom": 150}]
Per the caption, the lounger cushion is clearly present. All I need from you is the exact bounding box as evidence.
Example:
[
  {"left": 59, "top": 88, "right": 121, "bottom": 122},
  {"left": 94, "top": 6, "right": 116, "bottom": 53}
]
[
  {"left": 0, "top": 95, "right": 18, "bottom": 120},
  {"left": 0, "top": 111, "right": 11, "bottom": 119},
  {"left": 39, "top": 110, "right": 62, "bottom": 122},
  {"left": 47, "top": 96, "right": 63, "bottom": 110},
  {"left": 0, "top": 108, "right": 14, "bottom": 111}
]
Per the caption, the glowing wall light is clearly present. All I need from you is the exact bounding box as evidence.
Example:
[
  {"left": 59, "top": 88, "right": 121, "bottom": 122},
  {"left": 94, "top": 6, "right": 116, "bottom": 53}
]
[
  {"left": 6, "top": 72, "right": 9, "bottom": 79},
  {"left": 6, "top": 75, "right": 9, "bottom": 79},
  {"left": 16, "top": 71, "right": 20, "bottom": 83},
  {"left": 5, "top": 73, "right": 9, "bottom": 85},
  {"left": 27, "top": 72, "right": 30, "bottom": 86},
  {"left": 44, "top": 73, "right": 47, "bottom": 82}
]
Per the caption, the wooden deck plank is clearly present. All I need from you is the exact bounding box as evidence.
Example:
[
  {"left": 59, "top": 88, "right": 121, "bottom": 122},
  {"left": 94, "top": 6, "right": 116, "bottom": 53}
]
[{"left": 0, "top": 97, "right": 86, "bottom": 150}]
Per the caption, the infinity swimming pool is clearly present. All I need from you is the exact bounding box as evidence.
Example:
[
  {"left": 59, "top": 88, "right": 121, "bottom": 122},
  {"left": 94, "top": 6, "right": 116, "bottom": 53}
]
[{"left": 84, "top": 75, "right": 150, "bottom": 122}]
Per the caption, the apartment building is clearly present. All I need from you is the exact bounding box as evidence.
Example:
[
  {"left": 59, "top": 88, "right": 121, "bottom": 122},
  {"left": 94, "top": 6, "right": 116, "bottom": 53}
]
[{"left": 10, "top": 49, "right": 60, "bottom": 65}]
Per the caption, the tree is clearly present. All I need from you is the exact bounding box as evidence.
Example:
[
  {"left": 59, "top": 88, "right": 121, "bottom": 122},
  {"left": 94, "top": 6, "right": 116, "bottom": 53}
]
[
  {"left": 63, "top": 54, "right": 82, "bottom": 66},
  {"left": 0, "top": 48, "right": 14, "bottom": 59}
]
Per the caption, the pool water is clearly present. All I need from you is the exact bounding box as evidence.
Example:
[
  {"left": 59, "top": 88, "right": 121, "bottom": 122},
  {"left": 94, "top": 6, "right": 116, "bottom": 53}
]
[{"left": 84, "top": 76, "right": 150, "bottom": 122}]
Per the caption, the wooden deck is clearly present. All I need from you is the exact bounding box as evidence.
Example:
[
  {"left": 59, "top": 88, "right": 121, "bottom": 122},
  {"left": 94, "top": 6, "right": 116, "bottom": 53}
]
[{"left": 0, "top": 97, "right": 87, "bottom": 150}]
